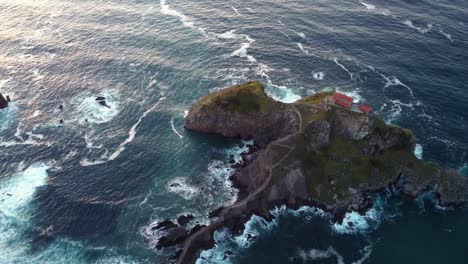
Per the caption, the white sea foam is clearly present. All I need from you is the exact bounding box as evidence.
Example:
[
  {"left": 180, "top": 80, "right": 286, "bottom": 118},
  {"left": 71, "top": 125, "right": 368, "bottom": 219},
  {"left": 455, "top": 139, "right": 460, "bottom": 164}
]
[
  {"left": 71, "top": 90, "right": 121, "bottom": 125},
  {"left": 0, "top": 78, "right": 11, "bottom": 90},
  {"left": 352, "top": 245, "right": 373, "bottom": 264},
  {"left": 107, "top": 97, "right": 165, "bottom": 161},
  {"left": 250, "top": 63, "right": 301, "bottom": 103},
  {"left": 170, "top": 116, "right": 183, "bottom": 139},
  {"left": 335, "top": 88, "right": 362, "bottom": 103},
  {"left": 333, "top": 58, "right": 354, "bottom": 79},
  {"left": 80, "top": 97, "right": 165, "bottom": 166},
  {"left": 0, "top": 162, "right": 139, "bottom": 264},
  {"left": 439, "top": 29, "right": 454, "bottom": 42},
  {"left": 231, "top": 6, "right": 241, "bottom": 16},
  {"left": 183, "top": 110, "right": 189, "bottom": 118},
  {"left": 160, "top": 0, "right": 194, "bottom": 28},
  {"left": 414, "top": 144, "right": 423, "bottom": 160},
  {"left": 0, "top": 103, "right": 16, "bottom": 132},
  {"left": 360, "top": 1, "right": 376, "bottom": 10},
  {"left": 230, "top": 39, "right": 256, "bottom": 62},
  {"left": 266, "top": 83, "right": 302, "bottom": 103},
  {"left": 0, "top": 124, "right": 48, "bottom": 147},
  {"left": 0, "top": 163, "right": 50, "bottom": 218},
  {"left": 167, "top": 177, "right": 200, "bottom": 200},
  {"left": 380, "top": 74, "right": 414, "bottom": 97},
  {"left": 79, "top": 149, "right": 110, "bottom": 167},
  {"left": 198, "top": 206, "right": 328, "bottom": 263},
  {"left": 297, "top": 246, "right": 345, "bottom": 264},
  {"left": 216, "top": 30, "right": 238, "bottom": 40},
  {"left": 297, "top": 43, "right": 309, "bottom": 54},
  {"left": 332, "top": 208, "right": 380, "bottom": 234},
  {"left": 94, "top": 255, "right": 141, "bottom": 264},
  {"left": 84, "top": 134, "right": 103, "bottom": 149},
  {"left": 312, "top": 71, "right": 325, "bottom": 80},
  {"left": 381, "top": 99, "right": 415, "bottom": 123},
  {"left": 403, "top": 20, "right": 433, "bottom": 34}
]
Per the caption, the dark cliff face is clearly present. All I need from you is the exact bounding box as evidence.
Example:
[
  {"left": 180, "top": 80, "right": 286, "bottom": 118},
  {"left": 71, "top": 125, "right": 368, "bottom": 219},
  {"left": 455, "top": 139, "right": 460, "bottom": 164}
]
[
  {"left": 178, "top": 82, "right": 467, "bottom": 264},
  {"left": 184, "top": 81, "right": 300, "bottom": 147}
]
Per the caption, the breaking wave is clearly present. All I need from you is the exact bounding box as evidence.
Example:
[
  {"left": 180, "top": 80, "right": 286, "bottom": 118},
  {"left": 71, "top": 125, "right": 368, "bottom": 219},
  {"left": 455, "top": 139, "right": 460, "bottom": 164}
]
[
  {"left": 414, "top": 144, "right": 423, "bottom": 160},
  {"left": 230, "top": 36, "right": 256, "bottom": 63},
  {"left": 167, "top": 177, "right": 200, "bottom": 200}
]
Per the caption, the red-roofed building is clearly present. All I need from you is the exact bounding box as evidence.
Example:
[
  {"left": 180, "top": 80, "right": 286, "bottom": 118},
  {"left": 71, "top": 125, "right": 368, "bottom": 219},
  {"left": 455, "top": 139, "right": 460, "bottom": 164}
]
[
  {"left": 359, "top": 104, "right": 372, "bottom": 113},
  {"left": 333, "top": 93, "right": 353, "bottom": 109}
]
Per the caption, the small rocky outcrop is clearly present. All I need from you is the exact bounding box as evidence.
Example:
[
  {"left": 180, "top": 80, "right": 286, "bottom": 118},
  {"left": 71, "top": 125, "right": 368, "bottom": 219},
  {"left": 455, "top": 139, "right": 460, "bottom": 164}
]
[
  {"left": 176, "top": 82, "right": 467, "bottom": 264},
  {"left": 95, "top": 97, "right": 110, "bottom": 108},
  {"left": 177, "top": 214, "right": 194, "bottom": 226},
  {"left": 0, "top": 93, "right": 9, "bottom": 109},
  {"left": 156, "top": 227, "right": 188, "bottom": 250}
]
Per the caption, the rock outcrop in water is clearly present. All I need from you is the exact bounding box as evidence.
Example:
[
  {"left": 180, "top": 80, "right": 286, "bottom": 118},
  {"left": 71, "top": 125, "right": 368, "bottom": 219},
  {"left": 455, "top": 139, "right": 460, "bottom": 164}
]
[
  {"left": 0, "top": 93, "right": 10, "bottom": 109},
  {"left": 173, "top": 81, "right": 467, "bottom": 264},
  {"left": 95, "top": 96, "right": 111, "bottom": 108}
]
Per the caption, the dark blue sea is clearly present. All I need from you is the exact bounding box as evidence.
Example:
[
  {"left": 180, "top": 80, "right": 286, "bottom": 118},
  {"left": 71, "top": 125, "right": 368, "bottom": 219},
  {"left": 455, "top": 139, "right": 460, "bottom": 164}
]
[{"left": 0, "top": 0, "right": 467, "bottom": 263}]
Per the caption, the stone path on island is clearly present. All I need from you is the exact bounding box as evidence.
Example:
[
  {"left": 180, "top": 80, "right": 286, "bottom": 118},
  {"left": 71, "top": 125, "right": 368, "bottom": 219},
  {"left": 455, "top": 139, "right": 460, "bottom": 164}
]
[
  {"left": 177, "top": 136, "right": 296, "bottom": 264},
  {"left": 292, "top": 104, "right": 303, "bottom": 131}
]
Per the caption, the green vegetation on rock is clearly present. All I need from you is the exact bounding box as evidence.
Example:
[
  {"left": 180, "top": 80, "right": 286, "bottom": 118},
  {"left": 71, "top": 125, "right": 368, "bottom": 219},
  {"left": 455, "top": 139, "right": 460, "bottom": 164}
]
[{"left": 194, "top": 81, "right": 278, "bottom": 113}]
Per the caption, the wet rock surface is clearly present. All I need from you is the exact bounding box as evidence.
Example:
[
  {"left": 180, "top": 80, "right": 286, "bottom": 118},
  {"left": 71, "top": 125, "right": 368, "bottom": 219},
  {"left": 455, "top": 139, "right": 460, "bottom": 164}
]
[
  {"left": 177, "top": 214, "right": 194, "bottom": 226},
  {"left": 95, "top": 96, "right": 110, "bottom": 108},
  {"left": 0, "top": 93, "right": 9, "bottom": 109},
  {"left": 156, "top": 227, "right": 188, "bottom": 250}
]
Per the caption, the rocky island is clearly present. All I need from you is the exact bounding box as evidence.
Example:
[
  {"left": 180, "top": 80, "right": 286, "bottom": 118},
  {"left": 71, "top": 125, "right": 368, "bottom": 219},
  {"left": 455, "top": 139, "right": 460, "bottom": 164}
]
[{"left": 158, "top": 81, "right": 467, "bottom": 264}]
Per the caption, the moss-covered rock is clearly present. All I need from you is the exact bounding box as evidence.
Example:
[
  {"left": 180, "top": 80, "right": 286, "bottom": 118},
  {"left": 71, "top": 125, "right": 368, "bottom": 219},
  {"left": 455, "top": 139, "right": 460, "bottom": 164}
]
[{"left": 192, "top": 81, "right": 277, "bottom": 113}]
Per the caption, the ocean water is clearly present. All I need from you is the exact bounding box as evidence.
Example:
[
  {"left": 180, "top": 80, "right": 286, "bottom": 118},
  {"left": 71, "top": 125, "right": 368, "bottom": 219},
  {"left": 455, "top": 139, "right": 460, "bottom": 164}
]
[{"left": 0, "top": 0, "right": 467, "bottom": 263}]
